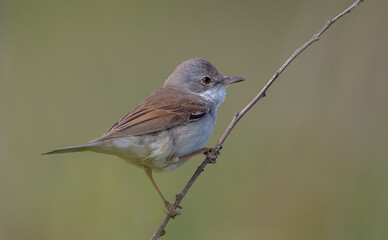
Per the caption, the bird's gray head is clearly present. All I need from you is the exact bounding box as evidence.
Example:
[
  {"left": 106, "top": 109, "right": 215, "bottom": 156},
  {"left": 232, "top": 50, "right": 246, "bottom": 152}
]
[{"left": 164, "top": 58, "right": 244, "bottom": 106}]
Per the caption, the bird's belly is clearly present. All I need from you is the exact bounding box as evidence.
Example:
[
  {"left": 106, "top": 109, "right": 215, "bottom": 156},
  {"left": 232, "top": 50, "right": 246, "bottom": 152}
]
[
  {"left": 96, "top": 132, "right": 175, "bottom": 169},
  {"left": 171, "top": 116, "right": 215, "bottom": 157}
]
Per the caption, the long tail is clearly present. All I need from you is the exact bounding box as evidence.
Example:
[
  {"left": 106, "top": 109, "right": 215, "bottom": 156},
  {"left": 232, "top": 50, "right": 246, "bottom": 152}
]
[{"left": 41, "top": 143, "right": 97, "bottom": 155}]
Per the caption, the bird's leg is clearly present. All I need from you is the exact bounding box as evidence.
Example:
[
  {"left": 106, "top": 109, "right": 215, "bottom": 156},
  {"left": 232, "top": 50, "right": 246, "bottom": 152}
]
[
  {"left": 178, "top": 146, "right": 221, "bottom": 164},
  {"left": 144, "top": 168, "right": 181, "bottom": 218},
  {"left": 178, "top": 147, "right": 211, "bottom": 161}
]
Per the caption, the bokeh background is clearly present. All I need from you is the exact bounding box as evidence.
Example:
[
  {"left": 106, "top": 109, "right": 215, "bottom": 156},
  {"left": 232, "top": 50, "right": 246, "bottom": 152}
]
[{"left": 1, "top": 0, "right": 387, "bottom": 239}]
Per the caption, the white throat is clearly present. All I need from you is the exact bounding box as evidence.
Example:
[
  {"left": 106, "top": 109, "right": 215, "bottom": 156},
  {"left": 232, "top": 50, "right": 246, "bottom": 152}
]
[{"left": 197, "top": 86, "right": 227, "bottom": 109}]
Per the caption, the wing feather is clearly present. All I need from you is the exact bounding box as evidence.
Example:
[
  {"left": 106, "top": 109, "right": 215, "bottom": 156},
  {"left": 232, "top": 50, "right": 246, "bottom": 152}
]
[{"left": 91, "top": 88, "right": 210, "bottom": 142}]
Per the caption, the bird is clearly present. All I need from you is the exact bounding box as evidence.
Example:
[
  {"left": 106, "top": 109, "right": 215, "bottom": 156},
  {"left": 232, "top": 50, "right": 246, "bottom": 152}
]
[{"left": 42, "top": 58, "right": 244, "bottom": 216}]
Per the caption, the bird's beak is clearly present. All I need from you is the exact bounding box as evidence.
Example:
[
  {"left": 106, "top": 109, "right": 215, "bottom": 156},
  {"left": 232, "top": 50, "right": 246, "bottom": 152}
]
[{"left": 222, "top": 76, "right": 245, "bottom": 86}]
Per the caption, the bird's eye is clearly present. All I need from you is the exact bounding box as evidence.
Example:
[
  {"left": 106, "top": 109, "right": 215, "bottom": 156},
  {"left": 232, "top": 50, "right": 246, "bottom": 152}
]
[{"left": 201, "top": 76, "right": 211, "bottom": 85}]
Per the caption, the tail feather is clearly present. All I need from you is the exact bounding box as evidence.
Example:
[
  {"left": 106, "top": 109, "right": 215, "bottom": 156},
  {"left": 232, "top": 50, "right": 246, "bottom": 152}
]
[{"left": 41, "top": 143, "right": 97, "bottom": 155}]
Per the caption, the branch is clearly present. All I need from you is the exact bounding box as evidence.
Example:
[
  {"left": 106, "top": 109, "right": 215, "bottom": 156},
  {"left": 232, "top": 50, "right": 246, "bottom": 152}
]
[{"left": 150, "top": 0, "right": 365, "bottom": 239}]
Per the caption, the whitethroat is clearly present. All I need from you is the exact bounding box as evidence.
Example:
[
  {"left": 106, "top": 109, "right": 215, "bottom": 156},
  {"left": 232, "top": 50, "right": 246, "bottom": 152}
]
[{"left": 43, "top": 58, "right": 244, "bottom": 216}]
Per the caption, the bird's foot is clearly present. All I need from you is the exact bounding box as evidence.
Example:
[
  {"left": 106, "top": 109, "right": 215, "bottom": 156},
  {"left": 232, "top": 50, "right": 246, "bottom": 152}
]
[
  {"left": 204, "top": 145, "right": 222, "bottom": 164},
  {"left": 164, "top": 201, "right": 182, "bottom": 218}
]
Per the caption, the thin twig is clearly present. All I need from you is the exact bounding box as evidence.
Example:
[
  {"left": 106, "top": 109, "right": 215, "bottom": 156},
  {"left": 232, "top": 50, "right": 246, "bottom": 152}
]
[{"left": 150, "top": 0, "right": 365, "bottom": 239}]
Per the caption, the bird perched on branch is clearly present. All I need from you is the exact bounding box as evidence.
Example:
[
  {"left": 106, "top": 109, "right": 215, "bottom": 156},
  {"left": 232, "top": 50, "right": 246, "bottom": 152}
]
[{"left": 42, "top": 58, "right": 244, "bottom": 216}]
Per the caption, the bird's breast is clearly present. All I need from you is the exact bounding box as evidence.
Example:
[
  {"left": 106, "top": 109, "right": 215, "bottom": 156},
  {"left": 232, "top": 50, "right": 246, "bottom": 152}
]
[{"left": 170, "top": 109, "right": 216, "bottom": 157}]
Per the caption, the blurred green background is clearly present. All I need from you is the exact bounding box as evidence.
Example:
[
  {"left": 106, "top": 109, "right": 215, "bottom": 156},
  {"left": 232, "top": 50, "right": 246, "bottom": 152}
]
[{"left": 1, "top": 0, "right": 387, "bottom": 239}]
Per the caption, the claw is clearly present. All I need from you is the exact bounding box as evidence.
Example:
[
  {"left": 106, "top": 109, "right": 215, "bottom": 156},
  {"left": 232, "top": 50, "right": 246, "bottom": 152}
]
[
  {"left": 164, "top": 201, "right": 181, "bottom": 218},
  {"left": 204, "top": 147, "right": 221, "bottom": 164}
]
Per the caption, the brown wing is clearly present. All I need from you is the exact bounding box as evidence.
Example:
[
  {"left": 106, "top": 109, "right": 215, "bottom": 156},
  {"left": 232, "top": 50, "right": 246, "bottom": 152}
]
[{"left": 91, "top": 87, "right": 210, "bottom": 142}]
